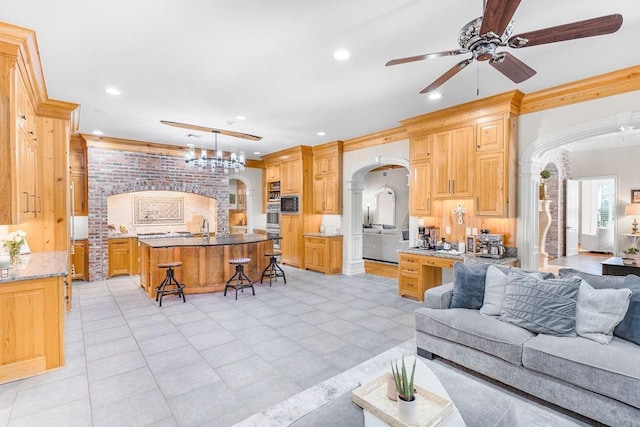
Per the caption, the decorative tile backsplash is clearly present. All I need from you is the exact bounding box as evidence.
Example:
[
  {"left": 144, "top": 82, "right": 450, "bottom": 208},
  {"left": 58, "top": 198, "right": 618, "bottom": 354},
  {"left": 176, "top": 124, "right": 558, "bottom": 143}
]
[{"left": 133, "top": 196, "right": 185, "bottom": 225}]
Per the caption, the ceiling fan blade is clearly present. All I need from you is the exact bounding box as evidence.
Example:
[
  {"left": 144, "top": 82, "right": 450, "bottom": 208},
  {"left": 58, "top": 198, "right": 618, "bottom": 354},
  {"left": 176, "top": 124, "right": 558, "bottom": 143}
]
[
  {"left": 386, "top": 49, "right": 468, "bottom": 66},
  {"left": 508, "top": 14, "right": 623, "bottom": 48},
  {"left": 480, "top": 0, "right": 522, "bottom": 36},
  {"left": 160, "top": 120, "right": 262, "bottom": 141},
  {"left": 489, "top": 52, "right": 536, "bottom": 83},
  {"left": 419, "top": 58, "right": 474, "bottom": 94}
]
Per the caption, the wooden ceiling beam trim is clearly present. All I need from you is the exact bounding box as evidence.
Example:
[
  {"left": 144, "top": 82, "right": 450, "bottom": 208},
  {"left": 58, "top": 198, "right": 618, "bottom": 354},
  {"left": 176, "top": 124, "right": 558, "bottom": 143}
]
[
  {"left": 520, "top": 65, "right": 640, "bottom": 115},
  {"left": 342, "top": 126, "right": 408, "bottom": 152}
]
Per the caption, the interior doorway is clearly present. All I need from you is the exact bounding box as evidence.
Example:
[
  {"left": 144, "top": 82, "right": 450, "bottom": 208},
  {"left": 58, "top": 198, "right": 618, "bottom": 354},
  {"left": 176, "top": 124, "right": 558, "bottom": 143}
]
[{"left": 576, "top": 176, "right": 617, "bottom": 254}]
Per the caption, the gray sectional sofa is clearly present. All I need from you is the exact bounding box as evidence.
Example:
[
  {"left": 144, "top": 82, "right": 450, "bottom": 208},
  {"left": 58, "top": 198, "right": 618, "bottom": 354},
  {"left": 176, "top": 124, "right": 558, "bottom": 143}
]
[{"left": 415, "top": 266, "right": 640, "bottom": 426}]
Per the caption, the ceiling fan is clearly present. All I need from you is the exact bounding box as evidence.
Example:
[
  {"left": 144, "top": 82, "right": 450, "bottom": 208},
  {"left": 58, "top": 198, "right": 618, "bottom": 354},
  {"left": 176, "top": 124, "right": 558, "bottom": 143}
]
[
  {"left": 160, "top": 120, "right": 262, "bottom": 141},
  {"left": 386, "top": 0, "right": 623, "bottom": 94}
]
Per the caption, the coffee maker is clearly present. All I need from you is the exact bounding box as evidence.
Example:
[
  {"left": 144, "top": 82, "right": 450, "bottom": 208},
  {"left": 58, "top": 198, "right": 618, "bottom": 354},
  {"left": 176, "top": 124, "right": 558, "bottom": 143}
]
[
  {"left": 476, "top": 234, "right": 505, "bottom": 258},
  {"left": 417, "top": 226, "right": 439, "bottom": 249}
]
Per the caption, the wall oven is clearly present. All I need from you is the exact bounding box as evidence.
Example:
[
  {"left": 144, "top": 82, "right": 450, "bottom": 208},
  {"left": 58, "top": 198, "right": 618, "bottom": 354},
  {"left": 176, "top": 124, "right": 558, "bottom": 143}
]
[
  {"left": 266, "top": 227, "right": 281, "bottom": 250},
  {"left": 266, "top": 202, "right": 280, "bottom": 227}
]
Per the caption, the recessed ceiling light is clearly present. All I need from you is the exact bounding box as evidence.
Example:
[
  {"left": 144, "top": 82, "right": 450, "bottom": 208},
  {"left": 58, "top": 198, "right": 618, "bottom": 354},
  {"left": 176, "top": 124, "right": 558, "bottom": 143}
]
[
  {"left": 333, "top": 49, "right": 350, "bottom": 61},
  {"left": 235, "top": 116, "right": 246, "bottom": 120},
  {"left": 92, "top": 130, "right": 103, "bottom": 136},
  {"left": 253, "top": 151, "right": 261, "bottom": 155},
  {"left": 186, "top": 143, "right": 195, "bottom": 148},
  {"left": 317, "top": 131, "right": 326, "bottom": 136},
  {"left": 427, "top": 92, "right": 442, "bottom": 100},
  {"left": 105, "top": 87, "right": 121, "bottom": 95}
]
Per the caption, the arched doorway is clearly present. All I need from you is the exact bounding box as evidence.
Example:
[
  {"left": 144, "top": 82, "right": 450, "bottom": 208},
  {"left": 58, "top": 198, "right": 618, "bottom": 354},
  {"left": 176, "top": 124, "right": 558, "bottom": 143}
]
[
  {"left": 343, "top": 156, "right": 411, "bottom": 275},
  {"left": 518, "top": 112, "right": 640, "bottom": 269}
]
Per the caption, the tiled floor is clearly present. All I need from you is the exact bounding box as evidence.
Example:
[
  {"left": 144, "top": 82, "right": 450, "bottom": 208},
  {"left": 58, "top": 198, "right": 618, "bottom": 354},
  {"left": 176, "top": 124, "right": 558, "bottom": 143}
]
[{"left": 0, "top": 267, "right": 422, "bottom": 427}]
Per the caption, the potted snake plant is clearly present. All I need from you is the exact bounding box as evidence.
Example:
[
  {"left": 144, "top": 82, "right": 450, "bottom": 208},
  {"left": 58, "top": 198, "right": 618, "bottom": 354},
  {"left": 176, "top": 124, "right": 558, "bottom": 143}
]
[{"left": 391, "top": 356, "right": 417, "bottom": 424}]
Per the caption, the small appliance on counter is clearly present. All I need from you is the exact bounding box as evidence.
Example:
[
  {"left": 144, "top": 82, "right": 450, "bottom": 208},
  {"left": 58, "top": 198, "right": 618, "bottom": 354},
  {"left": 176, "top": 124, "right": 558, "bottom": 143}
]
[
  {"left": 475, "top": 233, "right": 506, "bottom": 258},
  {"left": 416, "top": 226, "right": 439, "bottom": 249}
]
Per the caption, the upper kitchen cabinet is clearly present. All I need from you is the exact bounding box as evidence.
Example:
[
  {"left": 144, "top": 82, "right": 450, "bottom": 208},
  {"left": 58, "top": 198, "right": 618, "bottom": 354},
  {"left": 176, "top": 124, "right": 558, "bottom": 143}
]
[
  {"left": 0, "top": 22, "right": 79, "bottom": 250},
  {"left": 431, "top": 126, "right": 473, "bottom": 199},
  {"left": 409, "top": 134, "right": 432, "bottom": 216},
  {"left": 281, "top": 157, "right": 302, "bottom": 195},
  {"left": 264, "top": 160, "right": 280, "bottom": 182},
  {"left": 402, "top": 91, "right": 522, "bottom": 218},
  {"left": 70, "top": 135, "right": 88, "bottom": 216},
  {"left": 312, "top": 141, "right": 343, "bottom": 214},
  {"left": 474, "top": 116, "right": 517, "bottom": 217}
]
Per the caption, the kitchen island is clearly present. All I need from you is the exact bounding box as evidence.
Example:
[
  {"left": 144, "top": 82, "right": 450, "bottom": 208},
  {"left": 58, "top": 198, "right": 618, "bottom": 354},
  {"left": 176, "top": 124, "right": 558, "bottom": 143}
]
[
  {"left": 0, "top": 251, "right": 68, "bottom": 384},
  {"left": 138, "top": 234, "right": 279, "bottom": 298}
]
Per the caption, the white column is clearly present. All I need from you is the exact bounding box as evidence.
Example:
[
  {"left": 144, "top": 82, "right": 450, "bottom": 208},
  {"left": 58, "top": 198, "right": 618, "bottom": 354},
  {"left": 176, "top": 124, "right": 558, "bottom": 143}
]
[{"left": 344, "top": 179, "right": 365, "bottom": 275}]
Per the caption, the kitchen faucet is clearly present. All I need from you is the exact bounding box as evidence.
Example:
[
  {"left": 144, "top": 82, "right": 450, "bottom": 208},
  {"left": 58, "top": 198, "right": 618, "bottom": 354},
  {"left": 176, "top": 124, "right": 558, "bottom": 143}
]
[{"left": 202, "top": 219, "right": 210, "bottom": 239}]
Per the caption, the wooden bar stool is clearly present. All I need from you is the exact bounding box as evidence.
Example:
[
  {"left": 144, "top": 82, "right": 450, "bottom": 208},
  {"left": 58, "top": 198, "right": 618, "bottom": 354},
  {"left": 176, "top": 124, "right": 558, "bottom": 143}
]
[
  {"left": 224, "top": 258, "right": 255, "bottom": 300},
  {"left": 260, "top": 251, "right": 286, "bottom": 286},
  {"left": 155, "top": 262, "right": 186, "bottom": 307}
]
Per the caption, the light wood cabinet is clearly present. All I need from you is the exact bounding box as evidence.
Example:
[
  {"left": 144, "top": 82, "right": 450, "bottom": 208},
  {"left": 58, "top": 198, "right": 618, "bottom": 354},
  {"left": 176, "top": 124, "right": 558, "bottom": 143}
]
[
  {"left": 312, "top": 141, "right": 343, "bottom": 214},
  {"left": 398, "top": 252, "right": 456, "bottom": 301},
  {"left": 280, "top": 214, "right": 302, "bottom": 267},
  {"left": 3, "top": 71, "right": 41, "bottom": 224},
  {"left": 108, "top": 237, "right": 138, "bottom": 278},
  {"left": 432, "top": 126, "right": 473, "bottom": 198},
  {"left": 410, "top": 134, "right": 432, "bottom": 161},
  {"left": 473, "top": 117, "right": 516, "bottom": 217},
  {"left": 476, "top": 119, "right": 505, "bottom": 152},
  {"left": 265, "top": 161, "right": 281, "bottom": 182},
  {"left": 69, "top": 136, "right": 88, "bottom": 216},
  {"left": 70, "top": 240, "right": 88, "bottom": 281},
  {"left": 304, "top": 235, "right": 343, "bottom": 274},
  {"left": 410, "top": 161, "right": 431, "bottom": 216},
  {"left": 0, "top": 276, "right": 65, "bottom": 384},
  {"left": 281, "top": 157, "right": 302, "bottom": 195}
]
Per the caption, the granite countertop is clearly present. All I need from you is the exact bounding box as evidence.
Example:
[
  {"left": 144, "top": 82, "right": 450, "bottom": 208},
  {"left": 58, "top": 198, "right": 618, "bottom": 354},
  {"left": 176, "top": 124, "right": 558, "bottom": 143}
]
[
  {"left": 0, "top": 251, "right": 68, "bottom": 283},
  {"left": 303, "top": 233, "right": 343, "bottom": 238},
  {"left": 138, "top": 233, "right": 281, "bottom": 248},
  {"left": 399, "top": 248, "right": 518, "bottom": 265}
]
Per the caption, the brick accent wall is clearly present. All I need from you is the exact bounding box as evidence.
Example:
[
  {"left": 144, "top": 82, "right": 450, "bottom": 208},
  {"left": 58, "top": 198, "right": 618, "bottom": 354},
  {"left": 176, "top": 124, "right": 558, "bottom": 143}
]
[
  {"left": 87, "top": 147, "right": 230, "bottom": 281},
  {"left": 541, "top": 149, "right": 571, "bottom": 259}
]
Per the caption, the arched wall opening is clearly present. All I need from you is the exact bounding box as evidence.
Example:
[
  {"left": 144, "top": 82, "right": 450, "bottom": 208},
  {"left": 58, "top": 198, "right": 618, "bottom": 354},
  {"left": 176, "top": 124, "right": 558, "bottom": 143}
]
[
  {"left": 518, "top": 111, "right": 640, "bottom": 269},
  {"left": 344, "top": 156, "right": 411, "bottom": 275}
]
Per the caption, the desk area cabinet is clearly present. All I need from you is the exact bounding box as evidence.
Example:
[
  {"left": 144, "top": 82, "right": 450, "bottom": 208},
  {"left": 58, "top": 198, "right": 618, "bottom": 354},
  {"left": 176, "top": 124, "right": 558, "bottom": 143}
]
[{"left": 399, "top": 253, "right": 454, "bottom": 301}]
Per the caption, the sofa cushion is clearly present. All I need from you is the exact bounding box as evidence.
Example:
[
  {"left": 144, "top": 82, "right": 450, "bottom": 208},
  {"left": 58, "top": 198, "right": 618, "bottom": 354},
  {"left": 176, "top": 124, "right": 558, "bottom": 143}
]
[
  {"left": 557, "top": 268, "right": 625, "bottom": 289},
  {"left": 415, "top": 307, "right": 535, "bottom": 365},
  {"left": 480, "top": 266, "right": 544, "bottom": 316},
  {"left": 500, "top": 271, "right": 581, "bottom": 337},
  {"left": 450, "top": 262, "right": 486, "bottom": 309},
  {"left": 575, "top": 279, "right": 631, "bottom": 344},
  {"left": 523, "top": 334, "right": 640, "bottom": 409},
  {"left": 614, "top": 276, "right": 640, "bottom": 345}
]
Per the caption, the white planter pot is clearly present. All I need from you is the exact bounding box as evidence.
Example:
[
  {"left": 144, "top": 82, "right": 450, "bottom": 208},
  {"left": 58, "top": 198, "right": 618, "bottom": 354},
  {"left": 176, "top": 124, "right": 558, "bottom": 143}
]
[{"left": 397, "top": 396, "right": 417, "bottom": 424}]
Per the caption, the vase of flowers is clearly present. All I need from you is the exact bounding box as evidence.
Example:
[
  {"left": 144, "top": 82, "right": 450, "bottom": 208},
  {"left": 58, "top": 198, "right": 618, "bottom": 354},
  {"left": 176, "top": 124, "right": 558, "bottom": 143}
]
[{"left": 3, "top": 230, "right": 27, "bottom": 266}]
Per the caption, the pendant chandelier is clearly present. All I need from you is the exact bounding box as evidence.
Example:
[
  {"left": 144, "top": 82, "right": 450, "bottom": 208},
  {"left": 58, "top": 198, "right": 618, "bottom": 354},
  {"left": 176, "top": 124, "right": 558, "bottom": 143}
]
[{"left": 184, "top": 131, "right": 245, "bottom": 173}]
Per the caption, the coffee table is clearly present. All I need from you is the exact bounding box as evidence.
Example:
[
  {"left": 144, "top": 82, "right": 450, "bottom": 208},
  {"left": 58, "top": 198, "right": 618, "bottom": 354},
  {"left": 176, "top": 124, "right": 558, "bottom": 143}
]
[
  {"left": 361, "top": 357, "right": 466, "bottom": 427},
  {"left": 601, "top": 256, "right": 640, "bottom": 276}
]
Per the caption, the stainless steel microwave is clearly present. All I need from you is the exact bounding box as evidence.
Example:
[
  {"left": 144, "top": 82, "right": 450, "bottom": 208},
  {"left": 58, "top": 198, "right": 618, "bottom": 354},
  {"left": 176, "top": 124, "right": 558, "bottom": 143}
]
[{"left": 280, "top": 195, "right": 299, "bottom": 213}]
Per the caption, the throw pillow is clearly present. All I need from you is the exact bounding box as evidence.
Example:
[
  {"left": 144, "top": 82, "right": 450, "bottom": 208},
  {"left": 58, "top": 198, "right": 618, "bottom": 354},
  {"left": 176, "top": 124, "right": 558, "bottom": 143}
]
[
  {"left": 558, "top": 268, "right": 625, "bottom": 289},
  {"left": 480, "top": 266, "right": 543, "bottom": 316},
  {"left": 575, "top": 279, "right": 631, "bottom": 344},
  {"left": 500, "top": 270, "right": 581, "bottom": 336},
  {"left": 613, "top": 275, "right": 640, "bottom": 345},
  {"left": 449, "top": 262, "right": 487, "bottom": 309}
]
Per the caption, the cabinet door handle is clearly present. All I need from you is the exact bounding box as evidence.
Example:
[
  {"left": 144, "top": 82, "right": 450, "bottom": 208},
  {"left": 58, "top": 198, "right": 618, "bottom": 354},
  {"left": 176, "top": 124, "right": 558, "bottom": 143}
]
[
  {"left": 452, "top": 180, "right": 455, "bottom": 194},
  {"left": 22, "top": 192, "right": 29, "bottom": 213},
  {"left": 31, "top": 194, "right": 37, "bottom": 213}
]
